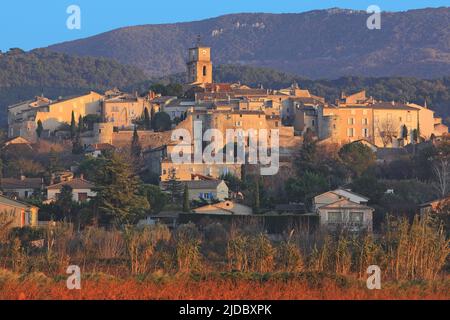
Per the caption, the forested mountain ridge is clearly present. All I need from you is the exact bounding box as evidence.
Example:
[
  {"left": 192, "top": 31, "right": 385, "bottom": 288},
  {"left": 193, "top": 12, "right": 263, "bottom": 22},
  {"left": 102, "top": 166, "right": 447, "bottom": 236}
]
[
  {"left": 0, "top": 48, "right": 146, "bottom": 125},
  {"left": 48, "top": 8, "right": 450, "bottom": 79}
]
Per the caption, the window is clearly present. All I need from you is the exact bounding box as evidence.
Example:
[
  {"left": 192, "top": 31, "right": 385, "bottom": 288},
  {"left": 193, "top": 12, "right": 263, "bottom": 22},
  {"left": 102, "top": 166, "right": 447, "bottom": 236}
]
[
  {"left": 362, "top": 118, "right": 368, "bottom": 125},
  {"left": 362, "top": 128, "right": 369, "bottom": 138},
  {"left": 311, "top": 120, "right": 315, "bottom": 126},
  {"left": 328, "top": 212, "right": 342, "bottom": 223},
  {"left": 203, "top": 66, "right": 207, "bottom": 77},
  {"left": 350, "top": 212, "right": 364, "bottom": 223},
  {"left": 348, "top": 118, "right": 354, "bottom": 125},
  {"left": 201, "top": 192, "right": 212, "bottom": 200},
  {"left": 78, "top": 193, "right": 88, "bottom": 202},
  {"left": 347, "top": 128, "right": 354, "bottom": 137},
  {"left": 406, "top": 114, "right": 412, "bottom": 122}
]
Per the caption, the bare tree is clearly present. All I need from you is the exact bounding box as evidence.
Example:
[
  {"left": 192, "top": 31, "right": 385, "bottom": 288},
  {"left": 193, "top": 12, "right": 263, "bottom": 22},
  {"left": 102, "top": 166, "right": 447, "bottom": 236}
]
[
  {"left": 376, "top": 118, "right": 399, "bottom": 147},
  {"left": 433, "top": 157, "right": 449, "bottom": 198}
]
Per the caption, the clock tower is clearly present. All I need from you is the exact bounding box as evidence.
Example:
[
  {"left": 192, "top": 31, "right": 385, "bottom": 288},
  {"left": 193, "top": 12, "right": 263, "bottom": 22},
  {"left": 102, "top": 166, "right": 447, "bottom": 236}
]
[{"left": 187, "top": 45, "right": 213, "bottom": 85}]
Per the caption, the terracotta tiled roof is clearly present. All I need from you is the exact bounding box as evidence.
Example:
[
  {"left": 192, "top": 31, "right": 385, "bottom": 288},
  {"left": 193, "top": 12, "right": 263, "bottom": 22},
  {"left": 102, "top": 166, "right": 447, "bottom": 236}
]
[
  {"left": 320, "top": 198, "right": 373, "bottom": 210},
  {"left": 46, "top": 178, "right": 95, "bottom": 190}
]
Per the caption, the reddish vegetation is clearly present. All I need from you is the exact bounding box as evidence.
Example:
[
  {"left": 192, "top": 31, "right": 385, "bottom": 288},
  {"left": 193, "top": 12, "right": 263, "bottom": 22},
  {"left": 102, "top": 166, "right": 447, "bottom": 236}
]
[{"left": 1, "top": 277, "right": 448, "bottom": 300}]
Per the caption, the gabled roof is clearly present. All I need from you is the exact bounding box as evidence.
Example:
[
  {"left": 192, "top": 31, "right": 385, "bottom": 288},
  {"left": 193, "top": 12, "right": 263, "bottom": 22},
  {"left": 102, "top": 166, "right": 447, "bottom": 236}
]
[
  {"left": 319, "top": 198, "right": 373, "bottom": 211},
  {"left": 371, "top": 102, "right": 417, "bottom": 111},
  {"left": 184, "top": 180, "right": 226, "bottom": 190},
  {"left": 420, "top": 196, "right": 450, "bottom": 207},
  {"left": 193, "top": 201, "right": 252, "bottom": 215},
  {"left": 48, "top": 91, "right": 101, "bottom": 106},
  {"left": 333, "top": 189, "right": 370, "bottom": 201},
  {"left": 46, "top": 178, "right": 95, "bottom": 190},
  {"left": 2, "top": 137, "right": 33, "bottom": 148},
  {"left": 1, "top": 177, "right": 42, "bottom": 190},
  {"left": 0, "top": 194, "right": 38, "bottom": 210},
  {"left": 315, "top": 189, "right": 370, "bottom": 204}
]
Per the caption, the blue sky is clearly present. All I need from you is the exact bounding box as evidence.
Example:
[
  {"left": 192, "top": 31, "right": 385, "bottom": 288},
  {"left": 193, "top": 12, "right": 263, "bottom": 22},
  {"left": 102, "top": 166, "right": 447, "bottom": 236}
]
[{"left": 0, "top": 0, "right": 448, "bottom": 51}]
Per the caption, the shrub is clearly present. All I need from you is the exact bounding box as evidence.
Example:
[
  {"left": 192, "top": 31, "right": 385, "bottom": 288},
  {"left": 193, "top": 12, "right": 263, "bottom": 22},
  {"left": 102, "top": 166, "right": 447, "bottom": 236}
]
[
  {"left": 276, "top": 241, "right": 304, "bottom": 272},
  {"left": 227, "top": 233, "right": 274, "bottom": 273},
  {"left": 125, "top": 224, "right": 171, "bottom": 275},
  {"left": 174, "top": 223, "right": 202, "bottom": 273}
]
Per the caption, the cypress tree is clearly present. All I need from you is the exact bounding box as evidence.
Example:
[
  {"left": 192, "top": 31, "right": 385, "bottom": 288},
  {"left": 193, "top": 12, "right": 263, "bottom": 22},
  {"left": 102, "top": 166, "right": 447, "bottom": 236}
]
[
  {"left": 78, "top": 115, "right": 84, "bottom": 133},
  {"left": 36, "top": 120, "right": 44, "bottom": 138},
  {"left": 143, "top": 107, "right": 151, "bottom": 130},
  {"left": 182, "top": 184, "right": 190, "bottom": 212},
  {"left": 131, "top": 126, "right": 142, "bottom": 158},
  {"left": 150, "top": 106, "right": 156, "bottom": 129},
  {"left": 401, "top": 125, "right": 408, "bottom": 140},
  {"left": 70, "top": 111, "right": 76, "bottom": 139},
  {"left": 254, "top": 176, "right": 260, "bottom": 214}
]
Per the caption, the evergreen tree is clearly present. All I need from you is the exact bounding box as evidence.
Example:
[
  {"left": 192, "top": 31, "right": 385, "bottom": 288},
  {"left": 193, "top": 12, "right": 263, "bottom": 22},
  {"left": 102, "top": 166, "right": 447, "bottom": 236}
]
[
  {"left": 338, "top": 142, "right": 376, "bottom": 178},
  {"left": 70, "top": 111, "right": 76, "bottom": 139},
  {"left": 163, "top": 169, "right": 184, "bottom": 203},
  {"left": 182, "top": 184, "right": 190, "bottom": 212},
  {"left": 401, "top": 125, "right": 408, "bottom": 140},
  {"left": 143, "top": 107, "right": 151, "bottom": 130},
  {"left": 95, "top": 152, "right": 150, "bottom": 225},
  {"left": 150, "top": 106, "right": 156, "bottom": 129},
  {"left": 152, "top": 112, "right": 172, "bottom": 132},
  {"left": 56, "top": 185, "right": 74, "bottom": 220},
  {"left": 72, "top": 132, "right": 83, "bottom": 155},
  {"left": 78, "top": 115, "right": 84, "bottom": 133},
  {"left": 412, "top": 129, "right": 419, "bottom": 143},
  {"left": 131, "top": 126, "right": 142, "bottom": 158},
  {"left": 36, "top": 120, "right": 44, "bottom": 139},
  {"left": 254, "top": 176, "right": 260, "bottom": 214}
]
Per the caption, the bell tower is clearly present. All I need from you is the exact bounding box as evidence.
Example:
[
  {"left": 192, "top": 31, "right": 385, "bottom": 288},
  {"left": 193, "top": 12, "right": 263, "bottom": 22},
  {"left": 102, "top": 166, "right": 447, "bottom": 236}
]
[{"left": 187, "top": 38, "right": 213, "bottom": 85}]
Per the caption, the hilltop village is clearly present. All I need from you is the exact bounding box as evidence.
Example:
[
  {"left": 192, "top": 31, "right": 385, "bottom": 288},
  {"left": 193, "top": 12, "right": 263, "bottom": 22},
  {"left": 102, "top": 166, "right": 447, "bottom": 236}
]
[{"left": 1, "top": 45, "right": 449, "bottom": 234}]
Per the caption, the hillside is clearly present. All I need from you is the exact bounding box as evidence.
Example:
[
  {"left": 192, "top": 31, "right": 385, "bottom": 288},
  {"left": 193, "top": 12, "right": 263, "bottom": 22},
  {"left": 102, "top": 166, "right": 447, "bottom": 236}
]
[
  {"left": 0, "top": 48, "right": 146, "bottom": 125},
  {"left": 48, "top": 8, "right": 450, "bottom": 79}
]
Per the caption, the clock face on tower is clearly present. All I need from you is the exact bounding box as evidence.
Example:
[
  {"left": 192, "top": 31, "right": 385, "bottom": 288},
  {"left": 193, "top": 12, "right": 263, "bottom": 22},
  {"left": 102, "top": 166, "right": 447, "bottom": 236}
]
[{"left": 202, "top": 49, "right": 207, "bottom": 55}]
